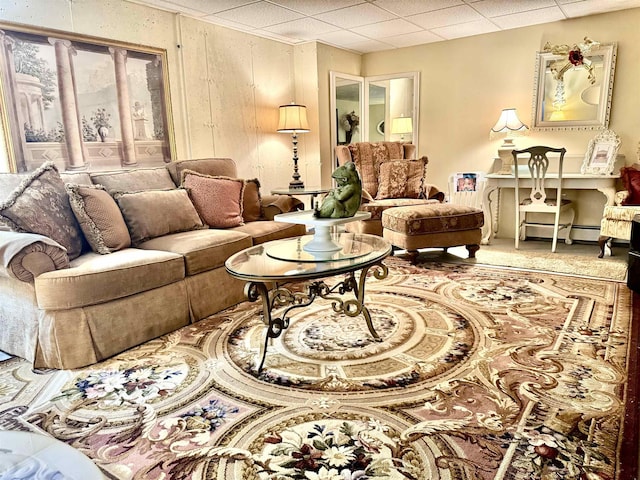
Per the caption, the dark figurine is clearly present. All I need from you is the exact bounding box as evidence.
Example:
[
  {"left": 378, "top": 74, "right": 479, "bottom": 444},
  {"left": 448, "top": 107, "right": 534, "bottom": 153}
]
[{"left": 314, "top": 162, "right": 362, "bottom": 218}]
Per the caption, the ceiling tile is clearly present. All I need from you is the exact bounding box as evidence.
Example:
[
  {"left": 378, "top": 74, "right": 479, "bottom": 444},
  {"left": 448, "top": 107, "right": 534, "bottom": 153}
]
[
  {"left": 383, "top": 30, "right": 444, "bottom": 47},
  {"left": 351, "top": 18, "right": 422, "bottom": 38},
  {"left": 315, "top": 3, "right": 397, "bottom": 28},
  {"left": 344, "top": 38, "right": 396, "bottom": 52},
  {"left": 373, "top": 0, "right": 464, "bottom": 17},
  {"left": 153, "top": 0, "right": 256, "bottom": 15},
  {"left": 492, "top": 6, "right": 566, "bottom": 29},
  {"left": 430, "top": 18, "right": 500, "bottom": 39},
  {"left": 269, "top": 0, "right": 363, "bottom": 15},
  {"left": 408, "top": 5, "right": 484, "bottom": 29},
  {"left": 263, "top": 17, "right": 341, "bottom": 40},
  {"left": 131, "top": 0, "right": 213, "bottom": 16},
  {"left": 212, "top": 1, "right": 304, "bottom": 28},
  {"left": 471, "top": 0, "right": 556, "bottom": 18},
  {"left": 317, "top": 29, "right": 371, "bottom": 44},
  {"left": 561, "top": 0, "right": 640, "bottom": 16},
  {"left": 201, "top": 15, "right": 258, "bottom": 31}
]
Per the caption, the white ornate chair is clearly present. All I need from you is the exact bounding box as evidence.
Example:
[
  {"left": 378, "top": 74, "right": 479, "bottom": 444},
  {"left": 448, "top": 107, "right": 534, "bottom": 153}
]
[{"left": 512, "top": 146, "right": 575, "bottom": 253}]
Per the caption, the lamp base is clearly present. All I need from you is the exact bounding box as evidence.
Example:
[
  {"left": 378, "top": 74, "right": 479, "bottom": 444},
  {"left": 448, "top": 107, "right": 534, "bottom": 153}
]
[
  {"left": 496, "top": 145, "right": 514, "bottom": 175},
  {"left": 289, "top": 179, "right": 305, "bottom": 189}
]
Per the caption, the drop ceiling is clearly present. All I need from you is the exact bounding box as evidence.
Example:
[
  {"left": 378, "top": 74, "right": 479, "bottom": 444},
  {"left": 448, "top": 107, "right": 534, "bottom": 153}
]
[{"left": 128, "top": 0, "right": 640, "bottom": 53}]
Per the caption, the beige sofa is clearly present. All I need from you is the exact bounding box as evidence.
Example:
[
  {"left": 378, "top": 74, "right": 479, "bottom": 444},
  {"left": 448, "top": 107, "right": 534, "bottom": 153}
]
[
  {"left": 335, "top": 142, "right": 445, "bottom": 235},
  {"left": 0, "top": 158, "right": 305, "bottom": 369}
]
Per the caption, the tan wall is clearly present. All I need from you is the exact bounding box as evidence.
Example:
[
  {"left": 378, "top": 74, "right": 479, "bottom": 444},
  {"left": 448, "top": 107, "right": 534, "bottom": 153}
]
[{"left": 361, "top": 8, "right": 640, "bottom": 233}]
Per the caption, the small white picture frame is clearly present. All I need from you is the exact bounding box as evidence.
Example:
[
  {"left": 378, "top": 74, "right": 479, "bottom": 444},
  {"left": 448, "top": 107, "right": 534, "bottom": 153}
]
[{"left": 581, "top": 129, "right": 621, "bottom": 175}]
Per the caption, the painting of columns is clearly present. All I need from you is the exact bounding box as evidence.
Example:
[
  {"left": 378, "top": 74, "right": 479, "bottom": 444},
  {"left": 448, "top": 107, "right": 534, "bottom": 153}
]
[{"left": 0, "top": 24, "right": 174, "bottom": 173}]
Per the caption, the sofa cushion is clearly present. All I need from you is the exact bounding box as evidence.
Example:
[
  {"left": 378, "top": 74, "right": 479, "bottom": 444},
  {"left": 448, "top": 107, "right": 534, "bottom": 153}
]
[
  {"left": 60, "top": 172, "right": 92, "bottom": 186},
  {"left": 621, "top": 165, "right": 640, "bottom": 205},
  {"left": 182, "top": 170, "right": 245, "bottom": 228},
  {"left": 138, "top": 228, "right": 252, "bottom": 275},
  {"left": 243, "top": 179, "right": 263, "bottom": 222},
  {"left": 358, "top": 198, "right": 438, "bottom": 221},
  {"left": 114, "top": 189, "right": 205, "bottom": 245},
  {"left": 90, "top": 167, "right": 175, "bottom": 193},
  {"left": 232, "top": 221, "right": 306, "bottom": 245},
  {"left": 167, "top": 158, "right": 237, "bottom": 186},
  {"left": 376, "top": 158, "right": 428, "bottom": 200},
  {"left": 35, "top": 248, "right": 185, "bottom": 310},
  {"left": 66, "top": 184, "right": 131, "bottom": 254},
  {"left": 0, "top": 162, "right": 84, "bottom": 260}
]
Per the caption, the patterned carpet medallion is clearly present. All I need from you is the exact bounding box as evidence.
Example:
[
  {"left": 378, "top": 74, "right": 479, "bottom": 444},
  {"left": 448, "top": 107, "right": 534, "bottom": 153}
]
[{"left": 0, "top": 258, "right": 633, "bottom": 479}]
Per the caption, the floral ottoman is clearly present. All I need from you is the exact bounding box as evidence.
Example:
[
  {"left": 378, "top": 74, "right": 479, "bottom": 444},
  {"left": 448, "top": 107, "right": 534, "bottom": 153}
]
[{"left": 382, "top": 204, "right": 484, "bottom": 260}]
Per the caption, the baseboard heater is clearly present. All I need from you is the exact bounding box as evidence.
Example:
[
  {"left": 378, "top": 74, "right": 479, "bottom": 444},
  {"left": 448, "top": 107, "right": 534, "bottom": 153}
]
[{"left": 526, "top": 224, "right": 602, "bottom": 243}]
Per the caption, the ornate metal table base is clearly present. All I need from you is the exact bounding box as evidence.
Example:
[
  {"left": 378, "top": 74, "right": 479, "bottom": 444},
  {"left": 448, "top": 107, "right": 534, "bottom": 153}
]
[{"left": 244, "top": 261, "right": 388, "bottom": 373}]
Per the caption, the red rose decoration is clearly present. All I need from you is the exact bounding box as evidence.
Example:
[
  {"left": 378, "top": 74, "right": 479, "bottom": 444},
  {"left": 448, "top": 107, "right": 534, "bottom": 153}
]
[{"left": 569, "top": 49, "right": 584, "bottom": 66}]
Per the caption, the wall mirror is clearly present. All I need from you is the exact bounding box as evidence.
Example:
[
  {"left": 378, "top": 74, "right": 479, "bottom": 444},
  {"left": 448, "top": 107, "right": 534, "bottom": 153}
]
[
  {"left": 532, "top": 43, "right": 616, "bottom": 131},
  {"left": 329, "top": 72, "right": 364, "bottom": 156},
  {"left": 330, "top": 71, "right": 419, "bottom": 167},
  {"left": 365, "top": 72, "right": 419, "bottom": 147}
]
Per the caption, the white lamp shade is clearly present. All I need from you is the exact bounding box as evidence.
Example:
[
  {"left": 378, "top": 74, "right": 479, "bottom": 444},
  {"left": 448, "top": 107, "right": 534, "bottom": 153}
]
[
  {"left": 277, "top": 104, "right": 310, "bottom": 132},
  {"left": 391, "top": 116, "right": 413, "bottom": 135},
  {"left": 490, "top": 108, "right": 528, "bottom": 138}
]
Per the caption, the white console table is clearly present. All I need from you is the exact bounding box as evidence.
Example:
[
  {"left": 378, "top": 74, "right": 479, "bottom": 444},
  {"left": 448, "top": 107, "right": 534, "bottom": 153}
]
[{"left": 482, "top": 173, "right": 619, "bottom": 244}]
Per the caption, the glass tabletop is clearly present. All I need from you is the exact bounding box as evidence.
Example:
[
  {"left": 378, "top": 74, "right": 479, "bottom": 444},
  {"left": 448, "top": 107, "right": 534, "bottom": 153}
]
[
  {"left": 271, "top": 187, "right": 330, "bottom": 195},
  {"left": 225, "top": 233, "right": 392, "bottom": 282}
]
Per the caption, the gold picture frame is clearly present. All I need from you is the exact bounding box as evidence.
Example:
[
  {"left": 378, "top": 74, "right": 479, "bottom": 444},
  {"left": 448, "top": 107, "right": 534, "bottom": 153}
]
[{"left": 0, "top": 22, "right": 175, "bottom": 172}]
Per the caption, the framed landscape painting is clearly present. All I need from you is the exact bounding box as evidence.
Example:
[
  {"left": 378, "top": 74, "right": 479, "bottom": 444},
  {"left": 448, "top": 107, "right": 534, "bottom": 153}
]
[{"left": 0, "top": 22, "right": 175, "bottom": 173}]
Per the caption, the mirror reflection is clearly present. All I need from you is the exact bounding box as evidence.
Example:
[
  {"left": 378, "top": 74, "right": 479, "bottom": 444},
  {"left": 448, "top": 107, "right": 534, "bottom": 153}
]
[
  {"left": 329, "top": 71, "right": 419, "bottom": 167},
  {"left": 366, "top": 75, "right": 417, "bottom": 144},
  {"left": 532, "top": 44, "right": 616, "bottom": 130}
]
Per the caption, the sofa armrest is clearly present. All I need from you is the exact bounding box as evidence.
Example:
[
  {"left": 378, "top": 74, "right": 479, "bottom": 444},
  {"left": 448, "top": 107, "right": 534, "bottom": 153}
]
[
  {"left": 261, "top": 195, "right": 305, "bottom": 220},
  {"left": 423, "top": 184, "right": 446, "bottom": 202},
  {"left": 0, "top": 231, "right": 69, "bottom": 283}
]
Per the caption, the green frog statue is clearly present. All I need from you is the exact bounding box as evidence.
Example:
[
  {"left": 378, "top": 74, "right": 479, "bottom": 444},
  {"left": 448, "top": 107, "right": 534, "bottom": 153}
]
[{"left": 314, "top": 161, "right": 362, "bottom": 218}]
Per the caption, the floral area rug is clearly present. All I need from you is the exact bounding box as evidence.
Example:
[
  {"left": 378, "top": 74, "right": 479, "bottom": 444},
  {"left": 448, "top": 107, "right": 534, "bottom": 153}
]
[{"left": 0, "top": 258, "right": 634, "bottom": 480}]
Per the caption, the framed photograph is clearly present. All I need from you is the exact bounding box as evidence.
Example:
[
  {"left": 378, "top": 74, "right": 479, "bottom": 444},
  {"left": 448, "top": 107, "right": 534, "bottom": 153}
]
[
  {"left": 0, "top": 22, "right": 175, "bottom": 173},
  {"left": 454, "top": 172, "right": 479, "bottom": 192},
  {"left": 581, "top": 129, "right": 620, "bottom": 175}
]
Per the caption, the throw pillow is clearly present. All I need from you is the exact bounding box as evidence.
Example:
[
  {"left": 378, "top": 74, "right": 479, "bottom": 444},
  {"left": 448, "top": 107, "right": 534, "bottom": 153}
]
[
  {"left": 66, "top": 183, "right": 131, "bottom": 254},
  {"left": 376, "top": 158, "right": 428, "bottom": 200},
  {"left": 114, "top": 189, "right": 205, "bottom": 245},
  {"left": 243, "top": 178, "right": 262, "bottom": 222},
  {"left": 90, "top": 167, "right": 175, "bottom": 193},
  {"left": 621, "top": 166, "right": 640, "bottom": 205},
  {"left": 181, "top": 170, "right": 245, "bottom": 228},
  {"left": 0, "top": 162, "right": 84, "bottom": 259}
]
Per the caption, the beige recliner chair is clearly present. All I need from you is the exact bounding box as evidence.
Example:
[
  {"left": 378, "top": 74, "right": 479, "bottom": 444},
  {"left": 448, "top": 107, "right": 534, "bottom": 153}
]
[
  {"left": 598, "top": 163, "right": 640, "bottom": 257},
  {"left": 334, "top": 141, "right": 444, "bottom": 235}
]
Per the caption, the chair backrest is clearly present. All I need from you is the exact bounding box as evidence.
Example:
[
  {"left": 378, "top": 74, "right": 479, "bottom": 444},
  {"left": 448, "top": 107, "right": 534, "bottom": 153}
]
[
  {"left": 334, "top": 142, "right": 416, "bottom": 199},
  {"left": 512, "top": 146, "right": 566, "bottom": 205}
]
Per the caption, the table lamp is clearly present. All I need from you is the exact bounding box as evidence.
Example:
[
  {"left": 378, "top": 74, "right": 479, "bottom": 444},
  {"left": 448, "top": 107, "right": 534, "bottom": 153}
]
[
  {"left": 391, "top": 116, "right": 413, "bottom": 141},
  {"left": 278, "top": 103, "right": 310, "bottom": 189},
  {"left": 490, "top": 108, "right": 529, "bottom": 174}
]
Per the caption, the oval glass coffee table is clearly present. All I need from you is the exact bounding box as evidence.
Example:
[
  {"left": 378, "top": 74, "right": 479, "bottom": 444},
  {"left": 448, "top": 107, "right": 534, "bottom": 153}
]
[{"left": 225, "top": 233, "right": 392, "bottom": 372}]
